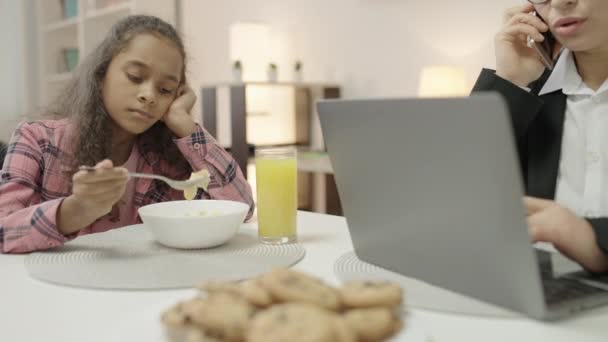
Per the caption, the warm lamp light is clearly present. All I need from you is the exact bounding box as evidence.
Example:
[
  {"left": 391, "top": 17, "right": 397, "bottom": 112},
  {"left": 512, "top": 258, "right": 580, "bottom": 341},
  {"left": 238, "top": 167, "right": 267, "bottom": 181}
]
[{"left": 418, "top": 66, "right": 469, "bottom": 97}]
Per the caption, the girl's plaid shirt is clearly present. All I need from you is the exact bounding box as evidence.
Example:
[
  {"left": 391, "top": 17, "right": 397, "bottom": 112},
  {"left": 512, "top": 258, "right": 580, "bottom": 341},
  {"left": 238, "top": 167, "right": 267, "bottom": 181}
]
[{"left": 0, "top": 119, "right": 254, "bottom": 253}]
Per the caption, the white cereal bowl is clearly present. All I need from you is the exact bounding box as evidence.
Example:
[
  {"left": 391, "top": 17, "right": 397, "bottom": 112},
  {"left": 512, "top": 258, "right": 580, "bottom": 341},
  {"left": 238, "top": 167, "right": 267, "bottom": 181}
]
[{"left": 138, "top": 200, "right": 249, "bottom": 249}]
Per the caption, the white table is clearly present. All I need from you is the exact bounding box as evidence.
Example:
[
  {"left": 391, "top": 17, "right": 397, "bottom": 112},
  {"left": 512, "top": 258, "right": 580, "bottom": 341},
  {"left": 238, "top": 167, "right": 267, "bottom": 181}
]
[{"left": 2, "top": 211, "right": 608, "bottom": 342}]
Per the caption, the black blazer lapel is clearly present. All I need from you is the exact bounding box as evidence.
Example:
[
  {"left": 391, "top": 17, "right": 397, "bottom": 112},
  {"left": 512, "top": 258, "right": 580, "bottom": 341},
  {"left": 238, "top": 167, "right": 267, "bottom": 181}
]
[{"left": 527, "top": 91, "right": 567, "bottom": 199}]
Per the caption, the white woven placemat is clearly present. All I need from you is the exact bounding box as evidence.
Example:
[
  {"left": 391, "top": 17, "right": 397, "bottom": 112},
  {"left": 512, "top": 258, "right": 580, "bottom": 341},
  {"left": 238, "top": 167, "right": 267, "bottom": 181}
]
[
  {"left": 25, "top": 224, "right": 305, "bottom": 290},
  {"left": 334, "top": 251, "right": 518, "bottom": 318}
]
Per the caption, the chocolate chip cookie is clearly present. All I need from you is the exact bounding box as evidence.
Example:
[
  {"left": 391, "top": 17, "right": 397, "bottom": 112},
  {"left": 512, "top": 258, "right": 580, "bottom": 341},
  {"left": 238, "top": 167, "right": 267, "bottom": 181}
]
[{"left": 260, "top": 268, "right": 341, "bottom": 310}]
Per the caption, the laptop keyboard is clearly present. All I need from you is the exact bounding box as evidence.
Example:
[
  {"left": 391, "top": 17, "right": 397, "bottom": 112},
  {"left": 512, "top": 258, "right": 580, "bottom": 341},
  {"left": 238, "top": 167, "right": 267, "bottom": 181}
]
[
  {"left": 542, "top": 276, "right": 606, "bottom": 305},
  {"left": 535, "top": 249, "right": 607, "bottom": 305}
]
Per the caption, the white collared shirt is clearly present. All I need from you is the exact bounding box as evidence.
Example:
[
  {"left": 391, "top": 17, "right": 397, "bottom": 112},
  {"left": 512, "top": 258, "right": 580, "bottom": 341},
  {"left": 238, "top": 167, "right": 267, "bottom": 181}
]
[{"left": 540, "top": 50, "right": 608, "bottom": 217}]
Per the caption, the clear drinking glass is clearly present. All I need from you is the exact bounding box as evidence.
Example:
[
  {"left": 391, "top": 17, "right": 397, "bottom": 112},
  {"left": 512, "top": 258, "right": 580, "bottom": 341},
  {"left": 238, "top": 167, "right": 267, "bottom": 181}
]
[{"left": 255, "top": 146, "right": 298, "bottom": 244}]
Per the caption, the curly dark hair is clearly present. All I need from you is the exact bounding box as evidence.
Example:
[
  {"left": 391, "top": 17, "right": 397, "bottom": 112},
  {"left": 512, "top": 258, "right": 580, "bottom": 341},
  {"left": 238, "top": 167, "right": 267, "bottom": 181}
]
[{"left": 47, "top": 15, "right": 190, "bottom": 174}]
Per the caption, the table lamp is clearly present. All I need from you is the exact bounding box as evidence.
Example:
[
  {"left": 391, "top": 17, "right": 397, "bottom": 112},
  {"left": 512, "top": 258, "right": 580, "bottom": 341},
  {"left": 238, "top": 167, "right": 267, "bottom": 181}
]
[{"left": 418, "top": 66, "right": 469, "bottom": 97}]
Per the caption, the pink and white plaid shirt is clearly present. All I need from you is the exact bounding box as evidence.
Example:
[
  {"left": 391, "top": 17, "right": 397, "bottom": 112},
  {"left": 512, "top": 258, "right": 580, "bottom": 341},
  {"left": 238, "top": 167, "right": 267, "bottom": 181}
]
[{"left": 0, "top": 119, "right": 254, "bottom": 253}]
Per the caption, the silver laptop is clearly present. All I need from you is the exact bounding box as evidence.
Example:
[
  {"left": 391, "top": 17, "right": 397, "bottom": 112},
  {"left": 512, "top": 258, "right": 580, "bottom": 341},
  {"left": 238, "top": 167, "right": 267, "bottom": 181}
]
[{"left": 317, "top": 94, "right": 608, "bottom": 321}]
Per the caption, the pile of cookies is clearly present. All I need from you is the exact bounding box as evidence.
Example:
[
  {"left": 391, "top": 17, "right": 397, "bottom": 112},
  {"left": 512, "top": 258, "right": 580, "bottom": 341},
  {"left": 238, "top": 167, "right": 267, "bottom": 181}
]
[{"left": 161, "top": 268, "right": 405, "bottom": 342}]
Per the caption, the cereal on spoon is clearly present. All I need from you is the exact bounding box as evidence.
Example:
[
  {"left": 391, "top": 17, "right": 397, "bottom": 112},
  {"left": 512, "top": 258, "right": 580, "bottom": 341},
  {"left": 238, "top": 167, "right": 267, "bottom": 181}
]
[{"left": 183, "top": 169, "right": 211, "bottom": 201}]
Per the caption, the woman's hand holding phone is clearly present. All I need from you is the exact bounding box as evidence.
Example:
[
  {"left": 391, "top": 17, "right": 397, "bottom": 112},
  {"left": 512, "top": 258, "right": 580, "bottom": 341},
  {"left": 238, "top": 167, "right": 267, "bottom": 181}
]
[{"left": 495, "top": 3, "right": 551, "bottom": 88}]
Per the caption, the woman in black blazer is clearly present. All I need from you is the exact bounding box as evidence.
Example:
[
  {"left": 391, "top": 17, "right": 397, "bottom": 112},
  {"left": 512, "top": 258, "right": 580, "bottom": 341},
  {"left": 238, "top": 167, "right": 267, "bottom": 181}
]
[{"left": 472, "top": 0, "right": 608, "bottom": 272}]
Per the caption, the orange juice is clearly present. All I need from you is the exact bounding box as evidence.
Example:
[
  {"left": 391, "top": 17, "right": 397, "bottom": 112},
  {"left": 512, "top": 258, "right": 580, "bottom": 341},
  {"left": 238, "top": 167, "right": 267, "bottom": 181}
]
[{"left": 255, "top": 148, "right": 297, "bottom": 244}]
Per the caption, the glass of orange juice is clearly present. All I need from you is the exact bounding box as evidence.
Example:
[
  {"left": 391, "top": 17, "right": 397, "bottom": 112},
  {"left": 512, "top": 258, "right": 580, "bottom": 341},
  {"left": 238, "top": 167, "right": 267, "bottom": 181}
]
[{"left": 255, "top": 146, "right": 297, "bottom": 244}]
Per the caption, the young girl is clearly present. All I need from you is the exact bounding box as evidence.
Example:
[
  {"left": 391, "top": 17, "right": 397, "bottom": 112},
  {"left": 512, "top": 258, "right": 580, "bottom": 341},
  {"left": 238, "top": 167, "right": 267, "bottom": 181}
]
[
  {"left": 0, "top": 15, "right": 254, "bottom": 253},
  {"left": 473, "top": 0, "right": 608, "bottom": 272}
]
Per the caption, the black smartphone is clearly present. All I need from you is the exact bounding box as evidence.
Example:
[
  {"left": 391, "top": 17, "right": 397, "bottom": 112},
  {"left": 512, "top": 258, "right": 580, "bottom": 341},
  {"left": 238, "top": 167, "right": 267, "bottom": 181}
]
[{"left": 527, "top": 11, "right": 557, "bottom": 70}]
